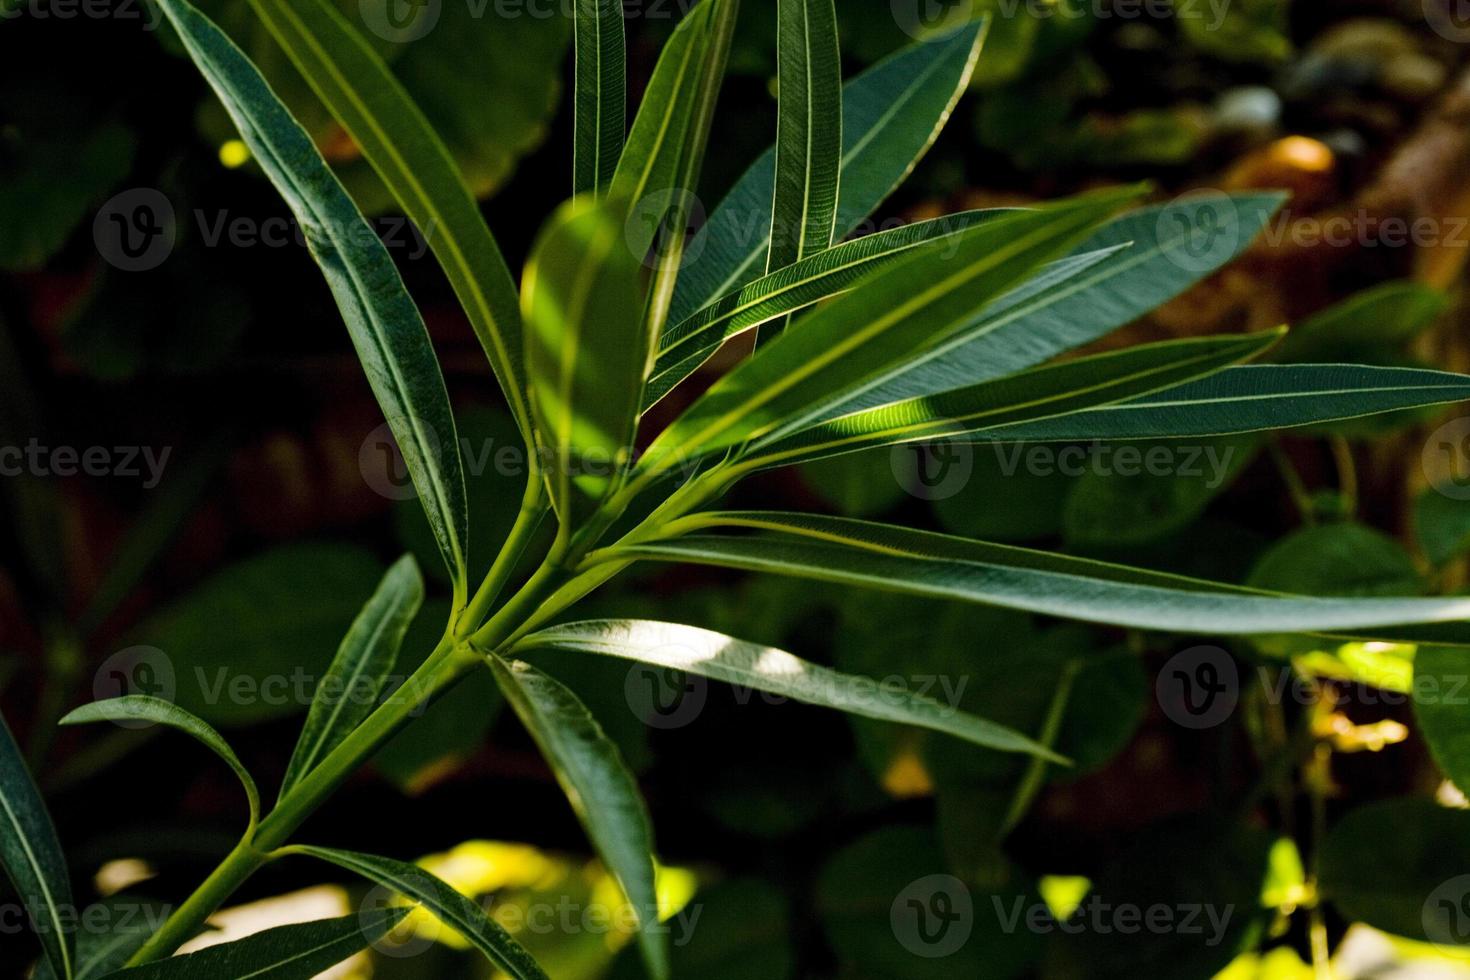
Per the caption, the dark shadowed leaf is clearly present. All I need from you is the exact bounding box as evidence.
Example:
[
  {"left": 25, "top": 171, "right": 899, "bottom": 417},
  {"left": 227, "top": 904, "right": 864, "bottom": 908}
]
[
  {"left": 155, "top": 0, "right": 469, "bottom": 597},
  {"left": 572, "top": 0, "right": 626, "bottom": 195},
  {"left": 60, "top": 696, "right": 260, "bottom": 828},
  {"left": 486, "top": 655, "right": 667, "bottom": 980},
  {"left": 671, "top": 21, "right": 986, "bottom": 322},
  {"left": 99, "top": 910, "right": 408, "bottom": 979},
  {"left": 279, "top": 555, "right": 424, "bottom": 800},
  {"left": 0, "top": 711, "right": 74, "bottom": 980},
  {"left": 246, "top": 0, "right": 535, "bottom": 453},
  {"left": 287, "top": 846, "right": 547, "bottom": 979}
]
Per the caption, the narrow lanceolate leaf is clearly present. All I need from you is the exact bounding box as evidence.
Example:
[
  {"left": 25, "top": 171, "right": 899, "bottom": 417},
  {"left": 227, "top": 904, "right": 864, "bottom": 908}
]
[
  {"left": 766, "top": 0, "right": 842, "bottom": 282},
  {"left": 247, "top": 0, "right": 533, "bottom": 454},
  {"left": 0, "top": 712, "right": 74, "bottom": 980},
  {"left": 973, "top": 365, "right": 1470, "bottom": 443},
  {"left": 61, "top": 697, "right": 260, "bottom": 828},
  {"left": 572, "top": 0, "right": 626, "bottom": 195},
  {"left": 157, "top": 0, "right": 469, "bottom": 601},
  {"left": 640, "top": 188, "right": 1141, "bottom": 475},
  {"left": 612, "top": 0, "right": 737, "bottom": 341},
  {"left": 811, "top": 193, "right": 1288, "bottom": 421},
  {"left": 515, "top": 620, "right": 1065, "bottom": 761},
  {"left": 287, "top": 846, "right": 546, "bottom": 980},
  {"left": 485, "top": 655, "right": 667, "bottom": 980},
  {"left": 523, "top": 196, "right": 649, "bottom": 522},
  {"left": 741, "top": 331, "right": 1283, "bottom": 469},
  {"left": 671, "top": 20, "right": 987, "bottom": 324},
  {"left": 610, "top": 0, "right": 714, "bottom": 258},
  {"left": 622, "top": 513, "right": 1470, "bottom": 640},
  {"left": 100, "top": 910, "right": 409, "bottom": 979},
  {"left": 279, "top": 555, "right": 424, "bottom": 801},
  {"left": 644, "top": 209, "right": 1013, "bottom": 409}
]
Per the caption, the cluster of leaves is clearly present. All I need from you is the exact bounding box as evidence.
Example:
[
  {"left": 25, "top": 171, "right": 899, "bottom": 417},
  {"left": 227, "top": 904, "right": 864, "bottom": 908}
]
[{"left": 8, "top": 0, "right": 1470, "bottom": 977}]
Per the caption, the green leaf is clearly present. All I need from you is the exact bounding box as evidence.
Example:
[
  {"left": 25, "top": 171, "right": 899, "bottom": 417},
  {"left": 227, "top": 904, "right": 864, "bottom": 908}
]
[
  {"left": 763, "top": 0, "right": 843, "bottom": 340},
  {"left": 1414, "top": 646, "right": 1470, "bottom": 794},
  {"left": 515, "top": 620, "right": 1064, "bottom": 761},
  {"left": 817, "top": 827, "right": 1040, "bottom": 980},
  {"left": 1319, "top": 799, "right": 1470, "bottom": 943},
  {"left": 670, "top": 21, "right": 986, "bottom": 324},
  {"left": 245, "top": 0, "right": 535, "bottom": 453},
  {"left": 0, "top": 119, "right": 134, "bottom": 272},
  {"left": 33, "top": 898, "right": 171, "bottom": 980},
  {"left": 641, "top": 188, "right": 1141, "bottom": 474},
  {"left": 279, "top": 555, "right": 424, "bottom": 801},
  {"left": 155, "top": 0, "right": 469, "bottom": 599},
  {"left": 1248, "top": 524, "right": 1422, "bottom": 599},
  {"left": 1275, "top": 280, "right": 1447, "bottom": 364},
  {"left": 973, "top": 365, "right": 1470, "bottom": 443},
  {"left": 1046, "top": 819, "right": 1274, "bottom": 979},
  {"left": 610, "top": 1, "right": 713, "bottom": 222},
  {"left": 573, "top": 0, "right": 626, "bottom": 196},
  {"left": 645, "top": 209, "right": 1018, "bottom": 409},
  {"left": 523, "top": 195, "right": 650, "bottom": 521},
  {"left": 1062, "top": 436, "right": 1259, "bottom": 550},
  {"left": 60, "top": 696, "right": 260, "bottom": 829},
  {"left": 623, "top": 512, "right": 1470, "bottom": 640},
  {"left": 741, "top": 331, "right": 1281, "bottom": 469},
  {"left": 1415, "top": 488, "right": 1470, "bottom": 567},
  {"left": 613, "top": 0, "right": 737, "bottom": 339},
  {"left": 286, "top": 846, "right": 547, "bottom": 980},
  {"left": 0, "top": 711, "right": 75, "bottom": 980},
  {"left": 485, "top": 655, "right": 666, "bottom": 980},
  {"left": 607, "top": 878, "right": 793, "bottom": 980},
  {"left": 99, "top": 910, "right": 409, "bottom": 979},
  {"left": 810, "top": 193, "right": 1287, "bottom": 421}
]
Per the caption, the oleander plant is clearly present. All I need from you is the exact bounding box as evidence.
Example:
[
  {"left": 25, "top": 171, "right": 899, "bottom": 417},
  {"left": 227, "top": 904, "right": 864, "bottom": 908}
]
[{"left": 12, "top": 0, "right": 1470, "bottom": 977}]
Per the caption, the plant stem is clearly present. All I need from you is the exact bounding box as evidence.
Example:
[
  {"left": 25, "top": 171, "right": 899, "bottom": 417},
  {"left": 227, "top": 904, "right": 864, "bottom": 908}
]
[
  {"left": 459, "top": 476, "right": 549, "bottom": 637},
  {"left": 1328, "top": 436, "right": 1358, "bottom": 519},
  {"left": 998, "top": 658, "right": 1080, "bottom": 838},
  {"left": 128, "top": 460, "right": 734, "bottom": 965},
  {"left": 1268, "top": 440, "right": 1317, "bottom": 526},
  {"left": 125, "top": 632, "right": 470, "bottom": 965}
]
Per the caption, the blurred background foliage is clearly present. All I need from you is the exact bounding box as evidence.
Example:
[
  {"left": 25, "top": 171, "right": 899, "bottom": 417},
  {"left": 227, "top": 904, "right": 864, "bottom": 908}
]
[{"left": 9, "top": 0, "right": 1470, "bottom": 976}]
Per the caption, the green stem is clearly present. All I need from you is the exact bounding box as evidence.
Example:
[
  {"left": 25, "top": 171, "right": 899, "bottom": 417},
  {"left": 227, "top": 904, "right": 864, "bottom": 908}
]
[
  {"left": 998, "top": 658, "right": 1079, "bottom": 838},
  {"left": 1328, "top": 436, "right": 1358, "bottom": 519},
  {"left": 129, "top": 457, "right": 736, "bottom": 965},
  {"left": 1268, "top": 440, "right": 1317, "bottom": 526},
  {"left": 458, "top": 476, "right": 549, "bottom": 637},
  {"left": 128, "top": 632, "right": 471, "bottom": 965}
]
